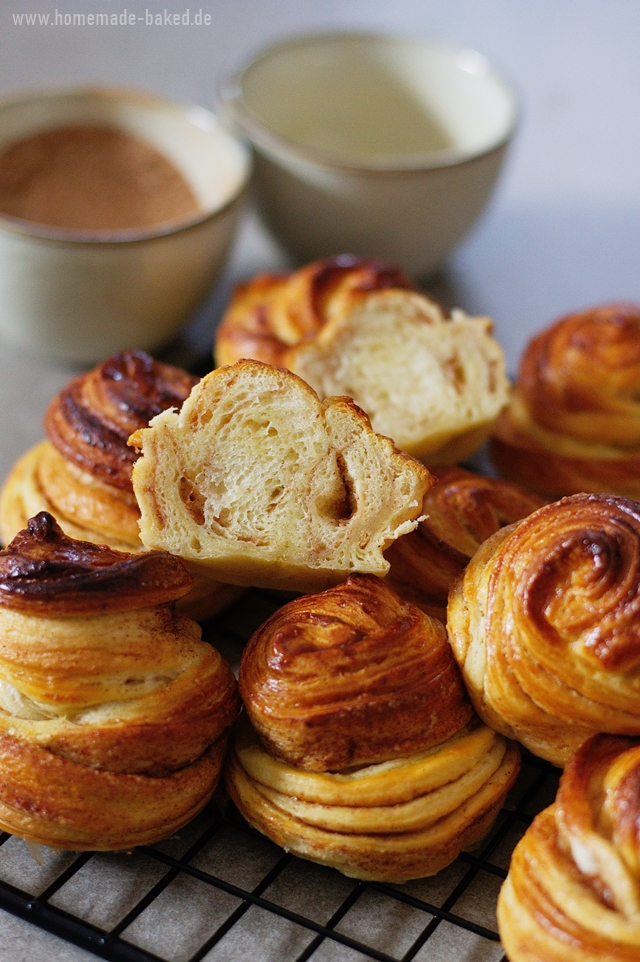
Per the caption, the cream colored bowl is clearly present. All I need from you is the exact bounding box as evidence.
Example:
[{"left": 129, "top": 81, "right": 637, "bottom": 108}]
[
  {"left": 0, "top": 87, "right": 251, "bottom": 363},
  {"left": 220, "top": 33, "right": 517, "bottom": 277}
]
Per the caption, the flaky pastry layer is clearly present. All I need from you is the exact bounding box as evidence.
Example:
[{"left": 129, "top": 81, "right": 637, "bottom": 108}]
[
  {"left": 385, "top": 466, "right": 545, "bottom": 620},
  {"left": 498, "top": 734, "right": 640, "bottom": 962},
  {"left": 226, "top": 715, "right": 519, "bottom": 882},
  {"left": 491, "top": 303, "right": 640, "bottom": 498},
  {"left": 447, "top": 493, "right": 640, "bottom": 765}
]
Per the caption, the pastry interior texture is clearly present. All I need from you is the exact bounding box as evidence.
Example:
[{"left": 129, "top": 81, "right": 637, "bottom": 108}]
[
  {"left": 226, "top": 575, "right": 520, "bottom": 882},
  {"left": 0, "top": 512, "right": 239, "bottom": 850},
  {"left": 215, "top": 255, "right": 511, "bottom": 465},
  {"left": 498, "top": 733, "right": 640, "bottom": 962},
  {"left": 491, "top": 302, "right": 640, "bottom": 498},
  {"left": 385, "top": 466, "right": 545, "bottom": 620},
  {"left": 447, "top": 492, "right": 640, "bottom": 767},
  {"left": 129, "top": 360, "right": 433, "bottom": 592},
  {"left": 0, "top": 350, "right": 242, "bottom": 621}
]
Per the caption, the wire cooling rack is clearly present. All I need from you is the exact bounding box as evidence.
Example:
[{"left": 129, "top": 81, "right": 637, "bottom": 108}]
[{"left": 0, "top": 589, "right": 560, "bottom": 962}]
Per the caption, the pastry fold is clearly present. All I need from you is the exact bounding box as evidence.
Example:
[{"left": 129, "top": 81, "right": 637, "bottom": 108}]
[
  {"left": 0, "top": 513, "right": 239, "bottom": 850},
  {"left": 227, "top": 715, "right": 520, "bottom": 882},
  {"left": 491, "top": 303, "right": 640, "bottom": 498},
  {"left": 227, "top": 575, "right": 520, "bottom": 881},
  {"left": 447, "top": 492, "right": 640, "bottom": 766},
  {"left": 498, "top": 734, "right": 640, "bottom": 962},
  {"left": 385, "top": 466, "right": 545, "bottom": 620},
  {"left": 0, "top": 351, "right": 242, "bottom": 620},
  {"left": 215, "top": 257, "right": 511, "bottom": 465},
  {"left": 130, "top": 360, "right": 433, "bottom": 591}
]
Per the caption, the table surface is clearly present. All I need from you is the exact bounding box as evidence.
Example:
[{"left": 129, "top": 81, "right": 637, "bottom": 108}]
[{"left": 0, "top": 1, "right": 639, "bottom": 959}]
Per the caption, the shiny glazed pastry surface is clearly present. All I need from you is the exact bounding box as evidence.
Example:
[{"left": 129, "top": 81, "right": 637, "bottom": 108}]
[
  {"left": 498, "top": 734, "right": 640, "bottom": 962},
  {"left": 130, "top": 360, "right": 433, "bottom": 591},
  {"left": 0, "top": 513, "right": 239, "bottom": 850},
  {"left": 385, "top": 466, "right": 545, "bottom": 620},
  {"left": 447, "top": 492, "right": 640, "bottom": 766},
  {"left": 227, "top": 575, "right": 520, "bottom": 881},
  {"left": 215, "top": 257, "right": 511, "bottom": 465},
  {"left": 491, "top": 303, "right": 640, "bottom": 498}
]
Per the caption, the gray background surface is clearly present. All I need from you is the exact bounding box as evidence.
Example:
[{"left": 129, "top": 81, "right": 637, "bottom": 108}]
[{"left": 0, "top": 0, "right": 639, "bottom": 958}]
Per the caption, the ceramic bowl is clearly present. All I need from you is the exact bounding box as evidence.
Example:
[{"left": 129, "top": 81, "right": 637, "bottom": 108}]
[
  {"left": 0, "top": 86, "right": 251, "bottom": 363},
  {"left": 220, "top": 33, "right": 517, "bottom": 277}
]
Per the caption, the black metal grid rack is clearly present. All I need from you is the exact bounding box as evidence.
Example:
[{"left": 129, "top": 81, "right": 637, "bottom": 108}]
[{"left": 0, "top": 589, "right": 560, "bottom": 962}]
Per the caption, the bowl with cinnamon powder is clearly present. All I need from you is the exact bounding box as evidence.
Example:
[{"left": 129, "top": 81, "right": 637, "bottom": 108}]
[{"left": 0, "top": 86, "right": 251, "bottom": 362}]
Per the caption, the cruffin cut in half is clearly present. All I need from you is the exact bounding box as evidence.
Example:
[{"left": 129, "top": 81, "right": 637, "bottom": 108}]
[
  {"left": 129, "top": 360, "right": 433, "bottom": 592},
  {"left": 215, "top": 257, "right": 511, "bottom": 465}
]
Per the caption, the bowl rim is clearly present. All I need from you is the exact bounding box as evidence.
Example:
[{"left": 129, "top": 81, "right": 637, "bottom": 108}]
[
  {"left": 0, "top": 84, "right": 252, "bottom": 246},
  {"left": 219, "top": 31, "right": 519, "bottom": 175}
]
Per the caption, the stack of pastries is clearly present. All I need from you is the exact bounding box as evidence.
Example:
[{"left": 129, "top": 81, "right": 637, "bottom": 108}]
[
  {"left": 0, "top": 512, "right": 238, "bottom": 850},
  {"left": 3, "top": 247, "right": 640, "bottom": 950},
  {"left": 226, "top": 575, "right": 520, "bottom": 882}
]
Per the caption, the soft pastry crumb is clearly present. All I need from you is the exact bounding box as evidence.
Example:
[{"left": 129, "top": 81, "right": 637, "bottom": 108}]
[{"left": 129, "top": 360, "right": 433, "bottom": 591}]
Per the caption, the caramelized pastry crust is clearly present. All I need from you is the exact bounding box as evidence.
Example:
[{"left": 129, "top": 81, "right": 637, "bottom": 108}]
[
  {"left": 0, "top": 353, "right": 242, "bottom": 620},
  {"left": 447, "top": 492, "right": 640, "bottom": 766},
  {"left": 498, "top": 734, "right": 640, "bottom": 962},
  {"left": 491, "top": 303, "right": 640, "bottom": 498},
  {"left": 240, "top": 574, "right": 473, "bottom": 771},
  {"left": 0, "top": 513, "right": 239, "bottom": 849},
  {"left": 46, "top": 350, "right": 198, "bottom": 490},
  {"left": 215, "top": 258, "right": 511, "bottom": 465},
  {"left": 215, "top": 255, "right": 415, "bottom": 368},
  {"left": 130, "top": 360, "right": 432, "bottom": 591},
  {"left": 228, "top": 575, "right": 520, "bottom": 881},
  {"left": 385, "top": 467, "right": 545, "bottom": 620}
]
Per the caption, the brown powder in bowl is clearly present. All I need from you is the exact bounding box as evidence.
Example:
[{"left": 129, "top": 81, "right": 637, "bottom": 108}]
[{"left": 0, "top": 125, "right": 201, "bottom": 232}]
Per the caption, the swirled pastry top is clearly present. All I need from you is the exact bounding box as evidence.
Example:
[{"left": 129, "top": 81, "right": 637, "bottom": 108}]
[
  {"left": 239, "top": 574, "right": 473, "bottom": 772},
  {"left": 447, "top": 492, "right": 640, "bottom": 765},
  {"left": 385, "top": 466, "right": 545, "bottom": 617},
  {"left": 0, "top": 511, "right": 193, "bottom": 615},
  {"left": 497, "top": 734, "right": 640, "bottom": 962},
  {"left": 216, "top": 255, "right": 415, "bottom": 368},
  {"left": 215, "top": 258, "right": 510, "bottom": 464},
  {"left": 491, "top": 304, "right": 640, "bottom": 498},
  {"left": 129, "top": 360, "right": 433, "bottom": 591},
  {"left": 45, "top": 350, "right": 197, "bottom": 491}
]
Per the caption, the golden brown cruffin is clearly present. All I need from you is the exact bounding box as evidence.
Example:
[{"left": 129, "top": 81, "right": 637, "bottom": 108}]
[
  {"left": 447, "top": 492, "right": 640, "bottom": 767},
  {"left": 384, "top": 466, "right": 545, "bottom": 621},
  {"left": 498, "top": 734, "right": 640, "bottom": 962},
  {"left": 0, "top": 512, "right": 239, "bottom": 850},
  {"left": 0, "top": 351, "right": 242, "bottom": 621},
  {"left": 215, "top": 256, "right": 511, "bottom": 465},
  {"left": 129, "top": 360, "right": 433, "bottom": 592},
  {"left": 491, "top": 302, "right": 640, "bottom": 499},
  {"left": 226, "top": 575, "right": 520, "bottom": 882}
]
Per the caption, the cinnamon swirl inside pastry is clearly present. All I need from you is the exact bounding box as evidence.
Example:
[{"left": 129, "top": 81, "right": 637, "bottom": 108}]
[
  {"left": 215, "top": 256, "right": 511, "bottom": 465},
  {"left": 0, "top": 512, "right": 239, "bottom": 850},
  {"left": 227, "top": 575, "right": 520, "bottom": 881}
]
